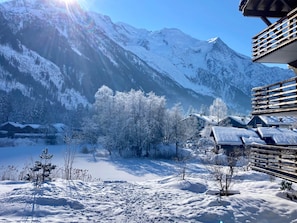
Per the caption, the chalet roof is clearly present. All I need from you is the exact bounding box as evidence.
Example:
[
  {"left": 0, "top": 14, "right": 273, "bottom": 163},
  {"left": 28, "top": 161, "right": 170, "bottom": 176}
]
[
  {"left": 212, "top": 126, "right": 265, "bottom": 146},
  {"left": 258, "top": 115, "right": 297, "bottom": 126},
  {"left": 222, "top": 116, "right": 251, "bottom": 125},
  {"left": 190, "top": 114, "right": 217, "bottom": 125},
  {"left": 52, "top": 123, "right": 67, "bottom": 133},
  {"left": 0, "top": 122, "right": 41, "bottom": 129},
  {"left": 239, "top": 0, "right": 297, "bottom": 18},
  {"left": 0, "top": 121, "right": 23, "bottom": 128},
  {"left": 257, "top": 127, "right": 297, "bottom": 145}
]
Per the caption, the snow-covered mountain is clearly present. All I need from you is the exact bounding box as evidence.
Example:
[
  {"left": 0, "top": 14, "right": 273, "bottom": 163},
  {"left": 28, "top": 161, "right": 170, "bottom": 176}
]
[
  {"left": 91, "top": 15, "right": 294, "bottom": 112},
  {"left": 0, "top": 0, "right": 294, "bottom": 122}
]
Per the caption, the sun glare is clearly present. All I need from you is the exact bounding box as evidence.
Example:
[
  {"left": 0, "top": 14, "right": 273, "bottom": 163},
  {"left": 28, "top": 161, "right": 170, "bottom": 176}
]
[{"left": 58, "top": 0, "right": 76, "bottom": 6}]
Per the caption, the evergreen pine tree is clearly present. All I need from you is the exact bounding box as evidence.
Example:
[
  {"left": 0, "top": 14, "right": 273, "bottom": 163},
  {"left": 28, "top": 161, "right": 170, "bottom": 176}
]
[{"left": 25, "top": 148, "right": 56, "bottom": 187}]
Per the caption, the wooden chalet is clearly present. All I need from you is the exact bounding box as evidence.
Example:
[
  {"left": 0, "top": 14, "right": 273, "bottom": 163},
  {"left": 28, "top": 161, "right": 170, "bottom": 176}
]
[
  {"left": 240, "top": 0, "right": 297, "bottom": 182},
  {"left": 211, "top": 126, "right": 265, "bottom": 155},
  {"left": 219, "top": 116, "right": 251, "bottom": 128},
  {"left": 0, "top": 122, "right": 58, "bottom": 140},
  {"left": 257, "top": 127, "right": 297, "bottom": 146},
  {"left": 184, "top": 114, "right": 217, "bottom": 135},
  {"left": 247, "top": 115, "right": 297, "bottom": 128}
]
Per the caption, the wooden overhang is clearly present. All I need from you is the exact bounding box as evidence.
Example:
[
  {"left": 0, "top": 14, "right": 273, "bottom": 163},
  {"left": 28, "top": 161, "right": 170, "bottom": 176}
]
[
  {"left": 239, "top": 0, "right": 297, "bottom": 18},
  {"left": 240, "top": 0, "right": 297, "bottom": 67},
  {"left": 254, "top": 40, "right": 297, "bottom": 68}
]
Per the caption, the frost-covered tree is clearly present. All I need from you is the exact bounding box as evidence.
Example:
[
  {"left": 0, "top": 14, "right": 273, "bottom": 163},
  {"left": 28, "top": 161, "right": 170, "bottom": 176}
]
[
  {"left": 91, "top": 86, "right": 168, "bottom": 157},
  {"left": 164, "top": 103, "right": 186, "bottom": 158},
  {"left": 0, "top": 93, "right": 11, "bottom": 123},
  {"left": 209, "top": 98, "right": 228, "bottom": 123}
]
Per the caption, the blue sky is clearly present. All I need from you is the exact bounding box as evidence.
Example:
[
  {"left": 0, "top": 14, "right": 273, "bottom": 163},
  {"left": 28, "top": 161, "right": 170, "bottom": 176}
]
[
  {"left": 0, "top": 0, "right": 285, "bottom": 67},
  {"left": 83, "top": 0, "right": 267, "bottom": 58}
]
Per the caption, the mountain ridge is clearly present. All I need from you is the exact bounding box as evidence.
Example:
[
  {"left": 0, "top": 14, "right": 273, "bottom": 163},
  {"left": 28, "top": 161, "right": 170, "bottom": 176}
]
[{"left": 0, "top": 0, "right": 294, "bottom": 123}]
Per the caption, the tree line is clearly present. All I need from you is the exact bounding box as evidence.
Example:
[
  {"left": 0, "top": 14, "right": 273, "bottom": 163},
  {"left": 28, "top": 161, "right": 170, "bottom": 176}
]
[{"left": 82, "top": 85, "right": 197, "bottom": 158}]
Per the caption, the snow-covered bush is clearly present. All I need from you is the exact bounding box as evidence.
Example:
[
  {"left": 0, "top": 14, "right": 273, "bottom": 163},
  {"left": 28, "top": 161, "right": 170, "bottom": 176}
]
[
  {"left": 280, "top": 180, "right": 293, "bottom": 191},
  {"left": 0, "top": 165, "right": 18, "bottom": 181},
  {"left": 63, "top": 143, "right": 76, "bottom": 180},
  {"left": 202, "top": 150, "right": 239, "bottom": 196}
]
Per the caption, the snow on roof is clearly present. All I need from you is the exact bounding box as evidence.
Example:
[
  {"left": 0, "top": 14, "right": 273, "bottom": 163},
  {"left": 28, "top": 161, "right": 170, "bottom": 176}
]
[
  {"left": 1, "top": 121, "right": 24, "bottom": 128},
  {"left": 25, "top": 124, "right": 41, "bottom": 129},
  {"left": 229, "top": 116, "right": 251, "bottom": 125},
  {"left": 52, "top": 123, "right": 67, "bottom": 133},
  {"left": 191, "top": 114, "right": 217, "bottom": 125},
  {"left": 1, "top": 122, "right": 47, "bottom": 130},
  {"left": 257, "top": 127, "right": 297, "bottom": 145},
  {"left": 212, "top": 126, "right": 263, "bottom": 146},
  {"left": 241, "top": 136, "right": 266, "bottom": 145},
  {"left": 259, "top": 116, "right": 297, "bottom": 126}
]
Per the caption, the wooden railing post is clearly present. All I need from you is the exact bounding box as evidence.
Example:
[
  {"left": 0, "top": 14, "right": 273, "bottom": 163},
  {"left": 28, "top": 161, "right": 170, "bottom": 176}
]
[
  {"left": 278, "top": 148, "right": 282, "bottom": 170},
  {"left": 295, "top": 78, "right": 297, "bottom": 106},
  {"left": 279, "top": 83, "right": 283, "bottom": 109}
]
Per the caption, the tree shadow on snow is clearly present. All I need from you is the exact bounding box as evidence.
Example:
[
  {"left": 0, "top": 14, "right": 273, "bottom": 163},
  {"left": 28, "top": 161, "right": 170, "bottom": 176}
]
[{"left": 105, "top": 158, "right": 177, "bottom": 177}]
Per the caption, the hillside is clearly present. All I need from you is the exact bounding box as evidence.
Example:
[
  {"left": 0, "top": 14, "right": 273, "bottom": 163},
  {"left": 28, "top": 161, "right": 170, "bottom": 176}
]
[{"left": 0, "top": 0, "right": 294, "bottom": 123}]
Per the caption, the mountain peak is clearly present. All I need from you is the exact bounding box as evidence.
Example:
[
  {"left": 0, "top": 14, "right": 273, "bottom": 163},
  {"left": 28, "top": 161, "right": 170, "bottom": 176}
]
[
  {"left": 0, "top": 1, "right": 294, "bottom": 120},
  {"left": 208, "top": 37, "right": 221, "bottom": 44},
  {"left": 2, "top": 0, "right": 83, "bottom": 14}
]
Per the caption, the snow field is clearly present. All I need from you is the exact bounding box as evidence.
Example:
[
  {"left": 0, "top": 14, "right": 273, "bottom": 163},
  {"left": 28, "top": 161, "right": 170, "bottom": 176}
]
[{"left": 1, "top": 144, "right": 297, "bottom": 222}]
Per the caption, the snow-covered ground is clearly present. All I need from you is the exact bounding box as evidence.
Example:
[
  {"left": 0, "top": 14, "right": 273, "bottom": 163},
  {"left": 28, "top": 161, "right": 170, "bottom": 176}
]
[{"left": 1, "top": 142, "right": 297, "bottom": 222}]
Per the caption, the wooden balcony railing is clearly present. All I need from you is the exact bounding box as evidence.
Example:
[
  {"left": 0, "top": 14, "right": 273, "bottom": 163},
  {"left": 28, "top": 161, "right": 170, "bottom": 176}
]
[
  {"left": 252, "top": 76, "right": 297, "bottom": 115},
  {"left": 251, "top": 143, "right": 297, "bottom": 183},
  {"left": 252, "top": 7, "right": 297, "bottom": 63}
]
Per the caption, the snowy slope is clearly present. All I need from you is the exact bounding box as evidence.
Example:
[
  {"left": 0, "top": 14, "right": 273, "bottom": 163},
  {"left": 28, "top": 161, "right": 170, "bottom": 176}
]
[
  {"left": 0, "top": 0, "right": 294, "bottom": 118},
  {"left": 90, "top": 13, "right": 294, "bottom": 111},
  {"left": 0, "top": 0, "right": 211, "bottom": 123},
  {"left": 1, "top": 143, "right": 297, "bottom": 222}
]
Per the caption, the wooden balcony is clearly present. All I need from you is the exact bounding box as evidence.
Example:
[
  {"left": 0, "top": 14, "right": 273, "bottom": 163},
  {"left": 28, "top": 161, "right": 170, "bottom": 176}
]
[
  {"left": 251, "top": 143, "right": 297, "bottom": 183},
  {"left": 252, "top": 76, "right": 297, "bottom": 115},
  {"left": 252, "top": 7, "right": 297, "bottom": 67}
]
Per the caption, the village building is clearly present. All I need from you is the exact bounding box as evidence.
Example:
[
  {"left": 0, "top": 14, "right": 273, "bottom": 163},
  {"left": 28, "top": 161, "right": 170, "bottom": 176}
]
[
  {"left": 239, "top": 0, "right": 297, "bottom": 182},
  {"left": 183, "top": 114, "right": 218, "bottom": 141},
  {"left": 186, "top": 114, "right": 217, "bottom": 131},
  {"left": 211, "top": 126, "right": 265, "bottom": 155},
  {"left": 0, "top": 122, "right": 67, "bottom": 144},
  {"left": 257, "top": 127, "right": 297, "bottom": 146},
  {"left": 219, "top": 116, "right": 251, "bottom": 128},
  {"left": 248, "top": 115, "right": 297, "bottom": 128}
]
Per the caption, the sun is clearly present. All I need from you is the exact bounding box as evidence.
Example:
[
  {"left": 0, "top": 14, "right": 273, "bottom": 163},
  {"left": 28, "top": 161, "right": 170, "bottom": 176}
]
[
  {"left": 64, "top": 0, "right": 76, "bottom": 4},
  {"left": 58, "top": 0, "right": 77, "bottom": 6}
]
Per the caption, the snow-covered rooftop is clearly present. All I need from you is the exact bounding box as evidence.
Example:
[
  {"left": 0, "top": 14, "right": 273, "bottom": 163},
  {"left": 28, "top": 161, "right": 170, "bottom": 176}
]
[
  {"left": 212, "top": 126, "right": 264, "bottom": 146},
  {"left": 0, "top": 122, "right": 40, "bottom": 129},
  {"left": 190, "top": 114, "right": 218, "bottom": 125},
  {"left": 228, "top": 116, "right": 251, "bottom": 125},
  {"left": 259, "top": 115, "right": 297, "bottom": 126},
  {"left": 257, "top": 127, "right": 297, "bottom": 145}
]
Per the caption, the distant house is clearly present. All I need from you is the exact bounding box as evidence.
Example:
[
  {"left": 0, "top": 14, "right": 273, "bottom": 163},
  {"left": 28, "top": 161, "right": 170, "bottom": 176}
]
[
  {"left": 186, "top": 114, "right": 217, "bottom": 130},
  {"left": 257, "top": 127, "right": 297, "bottom": 146},
  {"left": 211, "top": 126, "right": 265, "bottom": 154},
  {"left": 219, "top": 116, "right": 251, "bottom": 128},
  {"left": 0, "top": 122, "right": 66, "bottom": 143},
  {"left": 248, "top": 115, "right": 297, "bottom": 128},
  {"left": 0, "top": 122, "right": 24, "bottom": 137},
  {"left": 183, "top": 114, "right": 218, "bottom": 138}
]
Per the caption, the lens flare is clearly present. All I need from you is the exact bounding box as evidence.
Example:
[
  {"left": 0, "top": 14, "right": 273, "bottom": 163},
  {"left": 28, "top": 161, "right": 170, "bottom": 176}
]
[{"left": 60, "top": 0, "right": 76, "bottom": 5}]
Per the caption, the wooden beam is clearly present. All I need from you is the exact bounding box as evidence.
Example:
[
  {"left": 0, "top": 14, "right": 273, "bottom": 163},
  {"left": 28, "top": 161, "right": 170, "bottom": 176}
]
[{"left": 261, "top": 16, "right": 272, "bottom": 26}]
